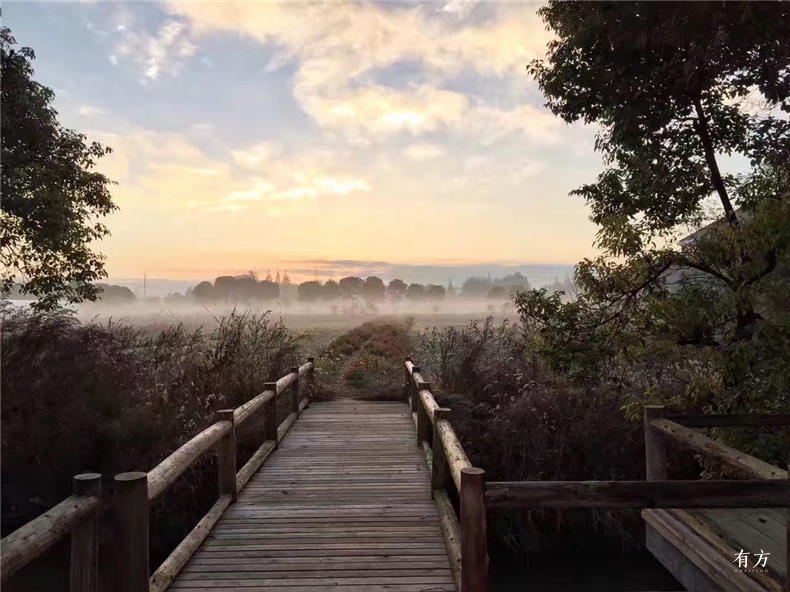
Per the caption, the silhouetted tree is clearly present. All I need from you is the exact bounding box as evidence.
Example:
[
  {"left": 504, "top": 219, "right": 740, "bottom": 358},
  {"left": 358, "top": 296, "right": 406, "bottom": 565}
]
[
  {"left": 426, "top": 284, "right": 446, "bottom": 300},
  {"left": 214, "top": 276, "right": 235, "bottom": 300},
  {"left": 406, "top": 283, "right": 425, "bottom": 300},
  {"left": 322, "top": 279, "right": 340, "bottom": 300},
  {"left": 193, "top": 281, "right": 215, "bottom": 302},
  {"left": 362, "top": 276, "right": 386, "bottom": 303},
  {"left": 1, "top": 28, "right": 116, "bottom": 309},
  {"left": 298, "top": 280, "right": 323, "bottom": 301},
  {"left": 387, "top": 279, "right": 407, "bottom": 301},
  {"left": 487, "top": 286, "right": 506, "bottom": 300},
  {"left": 461, "top": 276, "right": 491, "bottom": 298},
  {"left": 257, "top": 280, "right": 279, "bottom": 300},
  {"left": 96, "top": 284, "right": 135, "bottom": 303},
  {"left": 339, "top": 276, "right": 364, "bottom": 299}
]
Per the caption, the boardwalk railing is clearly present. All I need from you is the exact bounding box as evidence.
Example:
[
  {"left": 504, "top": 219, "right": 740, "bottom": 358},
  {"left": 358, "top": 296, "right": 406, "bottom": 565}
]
[
  {"left": 406, "top": 358, "right": 790, "bottom": 592},
  {"left": 404, "top": 357, "right": 485, "bottom": 592},
  {"left": 0, "top": 358, "right": 315, "bottom": 592}
]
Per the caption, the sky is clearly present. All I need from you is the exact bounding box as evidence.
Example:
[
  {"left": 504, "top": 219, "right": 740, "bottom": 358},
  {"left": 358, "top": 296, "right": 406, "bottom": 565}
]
[{"left": 5, "top": 1, "right": 605, "bottom": 287}]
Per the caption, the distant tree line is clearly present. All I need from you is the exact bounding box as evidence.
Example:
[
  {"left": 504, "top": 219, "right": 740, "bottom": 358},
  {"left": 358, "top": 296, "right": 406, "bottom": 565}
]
[{"left": 189, "top": 271, "right": 536, "bottom": 304}]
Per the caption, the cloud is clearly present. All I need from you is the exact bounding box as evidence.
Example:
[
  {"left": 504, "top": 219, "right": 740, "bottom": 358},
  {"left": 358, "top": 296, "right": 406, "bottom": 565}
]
[
  {"left": 440, "top": 0, "right": 478, "bottom": 18},
  {"left": 111, "top": 18, "right": 196, "bottom": 81},
  {"left": 93, "top": 127, "right": 370, "bottom": 216},
  {"left": 166, "top": 2, "right": 555, "bottom": 142},
  {"left": 404, "top": 143, "right": 445, "bottom": 160},
  {"left": 77, "top": 104, "right": 107, "bottom": 117},
  {"left": 231, "top": 142, "right": 277, "bottom": 168}
]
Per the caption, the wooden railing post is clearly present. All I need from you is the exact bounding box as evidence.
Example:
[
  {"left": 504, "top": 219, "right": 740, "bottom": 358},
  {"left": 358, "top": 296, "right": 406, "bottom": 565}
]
[
  {"left": 114, "top": 472, "right": 149, "bottom": 592},
  {"left": 785, "top": 455, "right": 789, "bottom": 592},
  {"left": 461, "top": 467, "right": 487, "bottom": 592},
  {"left": 70, "top": 473, "right": 101, "bottom": 592},
  {"left": 644, "top": 405, "right": 667, "bottom": 480},
  {"left": 307, "top": 357, "right": 316, "bottom": 400},
  {"left": 404, "top": 356, "right": 412, "bottom": 407},
  {"left": 432, "top": 408, "right": 451, "bottom": 495},
  {"left": 416, "top": 381, "right": 431, "bottom": 447},
  {"left": 217, "top": 410, "right": 237, "bottom": 502},
  {"left": 263, "top": 382, "right": 278, "bottom": 445},
  {"left": 409, "top": 366, "right": 420, "bottom": 413},
  {"left": 289, "top": 367, "right": 300, "bottom": 415}
]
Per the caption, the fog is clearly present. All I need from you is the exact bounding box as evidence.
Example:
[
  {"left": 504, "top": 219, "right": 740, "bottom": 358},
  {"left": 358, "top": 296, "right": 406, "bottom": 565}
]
[{"left": 72, "top": 297, "right": 521, "bottom": 332}]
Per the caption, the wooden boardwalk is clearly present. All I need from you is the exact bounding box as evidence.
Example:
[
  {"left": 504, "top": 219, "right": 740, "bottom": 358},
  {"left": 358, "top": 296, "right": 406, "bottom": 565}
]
[
  {"left": 170, "top": 400, "right": 456, "bottom": 591},
  {"left": 3, "top": 359, "right": 788, "bottom": 592}
]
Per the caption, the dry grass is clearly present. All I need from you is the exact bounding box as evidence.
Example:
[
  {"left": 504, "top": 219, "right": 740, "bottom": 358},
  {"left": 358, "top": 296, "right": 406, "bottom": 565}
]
[
  {"left": 316, "top": 319, "right": 413, "bottom": 401},
  {"left": 0, "top": 306, "right": 300, "bottom": 570}
]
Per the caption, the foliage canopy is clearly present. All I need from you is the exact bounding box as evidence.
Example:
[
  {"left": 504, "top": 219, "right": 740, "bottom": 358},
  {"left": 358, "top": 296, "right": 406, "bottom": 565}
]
[{"left": 1, "top": 28, "right": 117, "bottom": 309}]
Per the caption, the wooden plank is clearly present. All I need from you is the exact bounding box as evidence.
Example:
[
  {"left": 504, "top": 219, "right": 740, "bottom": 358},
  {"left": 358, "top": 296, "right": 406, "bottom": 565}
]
[
  {"left": 651, "top": 418, "right": 787, "bottom": 480},
  {"left": 692, "top": 508, "right": 787, "bottom": 580},
  {"left": 171, "top": 400, "right": 457, "bottom": 591},
  {"left": 644, "top": 508, "right": 768, "bottom": 592}
]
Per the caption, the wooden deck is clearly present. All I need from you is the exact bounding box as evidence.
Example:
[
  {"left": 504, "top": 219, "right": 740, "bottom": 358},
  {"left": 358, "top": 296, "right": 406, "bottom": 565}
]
[
  {"left": 644, "top": 506, "right": 787, "bottom": 592},
  {"left": 170, "top": 399, "right": 456, "bottom": 591}
]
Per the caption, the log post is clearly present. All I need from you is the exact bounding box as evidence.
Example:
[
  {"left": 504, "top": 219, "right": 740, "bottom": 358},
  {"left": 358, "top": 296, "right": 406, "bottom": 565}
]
[
  {"left": 644, "top": 405, "right": 668, "bottom": 480},
  {"left": 263, "top": 382, "right": 278, "bottom": 445},
  {"left": 217, "top": 410, "right": 237, "bottom": 502},
  {"left": 432, "top": 408, "right": 451, "bottom": 495},
  {"left": 289, "top": 367, "right": 300, "bottom": 415},
  {"left": 416, "top": 381, "right": 431, "bottom": 447},
  {"left": 306, "top": 357, "right": 316, "bottom": 400},
  {"left": 114, "top": 472, "right": 149, "bottom": 592},
  {"left": 409, "top": 366, "right": 421, "bottom": 413},
  {"left": 461, "top": 467, "right": 487, "bottom": 592},
  {"left": 70, "top": 473, "right": 101, "bottom": 592},
  {"left": 404, "top": 356, "right": 412, "bottom": 406},
  {"left": 785, "top": 455, "right": 789, "bottom": 592}
]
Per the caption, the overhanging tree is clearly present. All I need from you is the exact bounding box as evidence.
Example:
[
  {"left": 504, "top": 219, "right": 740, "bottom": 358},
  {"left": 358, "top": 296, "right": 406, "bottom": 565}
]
[
  {"left": 1, "top": 27, "right": 116, "bottom": 309},
  {"left": 518, "top": 2, "right": 790, "bottom": 418},
  {"left": 524, "top": 1, "right": 789, "bottom": 341}
]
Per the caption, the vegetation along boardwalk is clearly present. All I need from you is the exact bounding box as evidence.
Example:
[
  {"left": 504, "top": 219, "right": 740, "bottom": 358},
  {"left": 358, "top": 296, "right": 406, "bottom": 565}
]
[
  {"left": 1, "top": 358, "right": 788, "bottom": 592},
  {"left": 171, "top": 400, "right": 455, "bottom": 591}
]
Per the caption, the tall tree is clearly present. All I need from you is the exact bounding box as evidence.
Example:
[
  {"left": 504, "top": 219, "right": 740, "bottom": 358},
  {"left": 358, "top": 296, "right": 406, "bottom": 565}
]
[
  {"left": 526, "top": 1, "right": 790, "bottom": 340},
  {"left": 1, "top": 28, "right": 117, "bottom": 309},
  {"left": 529, "top": 2, "right": 789, "bottom": 251},
  {"left": 517, "top": 1, "right": 790, "bottom": 422}
]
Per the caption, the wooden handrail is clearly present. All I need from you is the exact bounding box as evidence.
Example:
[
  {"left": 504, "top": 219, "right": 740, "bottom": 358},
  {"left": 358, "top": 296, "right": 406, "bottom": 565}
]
[
  {"left": 651, "top": 418, "right": 788, "bottom": 480},
  {"left": 1, "top": 476, "right": 101, "bottom": 583},
  {"left": 147, "top": 420, "right": 232, "bottom": 503},
  {"left": 149, "top": 495, "right": 232, "bottom": 592},
  {"left": 141, "top": 359, "right": 315, "bottom": 591},
  {"left": 405, "top": 358, "right": 484, "bottom": 592},
  {"left": 234, "top": 388, "right": 275, "bottom": 425},
  {"left": 667, "top": 413, "right": 790, "bottom": 427},
  {"left": 1, "top": 359, "right": 315, "bottom": 590},
  {"left": 485, "top": 479, "right": 790, "bottom": 508},
  {"left": 436, "top": 416, "right": 472, "bottom": 492}
]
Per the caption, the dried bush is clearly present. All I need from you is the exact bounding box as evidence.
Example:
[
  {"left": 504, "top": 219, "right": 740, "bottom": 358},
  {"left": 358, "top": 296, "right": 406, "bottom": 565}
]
[{"left": 1, "top": 306, "right": 299, "bottom": 569}]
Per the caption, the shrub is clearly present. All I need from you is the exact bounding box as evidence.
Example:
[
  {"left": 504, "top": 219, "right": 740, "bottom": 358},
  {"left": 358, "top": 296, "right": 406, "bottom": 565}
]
[
  {"left": 415, "top": 318, "right": 647, "bottom": 558},
  {"left": 0, "top": 306, "right": 299, "bottom": 570},
  {"left": 318, "top": 319, "right": 412, "bottom": 400}
]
